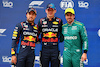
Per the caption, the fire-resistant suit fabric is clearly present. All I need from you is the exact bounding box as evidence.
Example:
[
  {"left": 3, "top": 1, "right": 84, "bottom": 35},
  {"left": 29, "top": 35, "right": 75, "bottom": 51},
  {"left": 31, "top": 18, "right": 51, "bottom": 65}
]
[
  {"left": 11, "top": 21, "right": 38, "bottom": 67},
  {"left": 38, "top": 17, "right": 63, "bottom": 67},
  {"left": 62, "top": 20, "right": 88, "bottom": 67}
]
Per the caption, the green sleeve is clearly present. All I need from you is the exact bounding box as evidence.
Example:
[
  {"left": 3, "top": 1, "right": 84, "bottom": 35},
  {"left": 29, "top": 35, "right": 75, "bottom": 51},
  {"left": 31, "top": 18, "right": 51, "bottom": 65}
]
[{"left": 80, "top": 24, "right": 88, "bottom": 51}]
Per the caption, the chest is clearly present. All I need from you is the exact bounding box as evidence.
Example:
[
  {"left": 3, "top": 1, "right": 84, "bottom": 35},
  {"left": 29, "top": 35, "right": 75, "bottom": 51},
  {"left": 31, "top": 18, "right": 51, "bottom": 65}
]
[
  {"left": 22, "top": 23, "right": 37, "bottom": 37},
  {"left": 41, "top": 21, "right": 59, "bottom": 32},
  {"left": 63, "top": 26, "right": 80, "bottom": 36}
]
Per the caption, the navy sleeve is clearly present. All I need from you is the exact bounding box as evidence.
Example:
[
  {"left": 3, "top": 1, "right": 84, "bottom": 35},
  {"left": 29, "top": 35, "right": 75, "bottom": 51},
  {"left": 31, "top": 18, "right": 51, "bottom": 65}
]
[{"left": 11, "top": 23, "right": 22, "bottom": 55}]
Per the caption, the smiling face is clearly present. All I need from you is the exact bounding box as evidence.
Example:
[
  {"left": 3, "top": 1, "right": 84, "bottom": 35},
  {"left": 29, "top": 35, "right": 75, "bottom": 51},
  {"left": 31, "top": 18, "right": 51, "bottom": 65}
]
[
  {"left": 26, "top": 11, "right": 36, "bottom": 23},
  {"left": 65, "top": 12, "right": 75, "bottom": 24}
]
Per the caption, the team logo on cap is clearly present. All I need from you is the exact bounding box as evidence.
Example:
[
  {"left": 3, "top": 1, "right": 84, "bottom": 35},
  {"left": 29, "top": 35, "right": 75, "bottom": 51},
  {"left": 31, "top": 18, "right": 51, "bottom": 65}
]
[{"left": 49, "top": 4, "right": 52, "bottom": 7}]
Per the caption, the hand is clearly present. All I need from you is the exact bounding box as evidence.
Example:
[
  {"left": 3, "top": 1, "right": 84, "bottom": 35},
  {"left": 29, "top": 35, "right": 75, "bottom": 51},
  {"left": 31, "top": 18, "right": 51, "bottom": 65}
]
[
  {"left": 11, "top": 55, "right": 17, "bottom": 65},
  {"left": 81, "top": 53, "right": 87, "bottom": 61}
]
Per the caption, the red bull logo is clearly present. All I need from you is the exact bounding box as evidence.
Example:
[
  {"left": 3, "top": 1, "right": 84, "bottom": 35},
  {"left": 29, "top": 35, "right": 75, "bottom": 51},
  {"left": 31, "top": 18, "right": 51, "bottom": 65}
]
[
  {"left": 42, "top": 38, "right": 58, "bottom": 42},
  {"left": 43, "top": 32, "right": 57, "bottom": 38},
  {"left": 23, "top": 36, "right": 36, "bottom": 42},
  {"left": 21, "top": 41, "right": 35, "bottom": 47}
]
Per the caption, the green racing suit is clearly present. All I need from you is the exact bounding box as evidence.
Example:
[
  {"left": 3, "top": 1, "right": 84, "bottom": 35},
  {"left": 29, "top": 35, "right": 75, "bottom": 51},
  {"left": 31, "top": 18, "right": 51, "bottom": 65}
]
[{"left": 62, "top": 20, "right": 88, "bottom": 67}]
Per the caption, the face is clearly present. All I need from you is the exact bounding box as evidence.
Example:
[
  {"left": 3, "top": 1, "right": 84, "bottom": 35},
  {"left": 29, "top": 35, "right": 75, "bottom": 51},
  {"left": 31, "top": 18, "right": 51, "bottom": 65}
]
[
  {"left": 65, "top": 12, "right": 75, "bottom": 24},
  {"left": 26, "top": 11, "right": 36, "bottom": 23},
  {"left": 46, "top": 8, "right": 56, "bottom": 18}
]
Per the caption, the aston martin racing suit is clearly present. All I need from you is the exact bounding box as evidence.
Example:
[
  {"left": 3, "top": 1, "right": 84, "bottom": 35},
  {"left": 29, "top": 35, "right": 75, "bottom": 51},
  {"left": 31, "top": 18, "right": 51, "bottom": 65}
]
[
  {"left": 38, "top": 17, "right": 63, "bottom": 67},
  {"left": 11, "top": 21, "right": 38, "bottom": 67},
  {"left": 62, "top": 20, "right": 88, "bottom": 67}
]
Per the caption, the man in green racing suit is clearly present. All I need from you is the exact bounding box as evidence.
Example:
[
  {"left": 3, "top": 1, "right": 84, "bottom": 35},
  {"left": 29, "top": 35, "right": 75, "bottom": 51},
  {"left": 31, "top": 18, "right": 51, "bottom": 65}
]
[{"left": 62, "top": 8, "right": 88, "bottom": 67}]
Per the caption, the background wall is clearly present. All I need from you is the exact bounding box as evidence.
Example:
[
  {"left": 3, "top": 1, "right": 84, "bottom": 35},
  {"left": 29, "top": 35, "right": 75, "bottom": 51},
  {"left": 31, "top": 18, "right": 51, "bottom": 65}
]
[{"left": 0, "top": 0, "right": 100, "bottom": 67}]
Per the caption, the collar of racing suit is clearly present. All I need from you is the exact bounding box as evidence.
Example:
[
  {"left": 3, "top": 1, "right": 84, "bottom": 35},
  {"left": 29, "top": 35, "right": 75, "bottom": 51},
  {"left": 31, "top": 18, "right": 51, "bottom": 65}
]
[
  {"left": 46, "top": 17, "right": 56, "bottom": 21},
  {"left": 26, "top": 20, "right": 34, "bottom": 26},
  {"left": 67, "top": 20, "right": 75, "bottom": 26}
]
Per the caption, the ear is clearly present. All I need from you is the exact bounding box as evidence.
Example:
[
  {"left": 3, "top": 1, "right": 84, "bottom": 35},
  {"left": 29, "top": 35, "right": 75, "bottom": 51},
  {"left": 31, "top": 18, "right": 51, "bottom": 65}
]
[
  {"left": 26, "top": 13, "right": 27, "bottom": 17},
  {"left": 54, "top": 10, "right": 56, "bottom": 13},
  {"left": 35, "top": 14, "right": 37, "bottom": 18},
  {"left": 74, "top": 14, "right": 75, "bottom": 18},
  {"left": 45, "top": 9, "right": 47, "bottom": 13}
]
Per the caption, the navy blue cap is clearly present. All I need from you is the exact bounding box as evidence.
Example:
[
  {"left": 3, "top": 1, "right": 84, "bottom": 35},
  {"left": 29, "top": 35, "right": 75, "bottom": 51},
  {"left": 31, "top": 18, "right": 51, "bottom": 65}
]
[
  {"left": 46, "top": 3, "right": 56, "bottom": 10},
  {"left": 26, "top": 8, "right": 37, "bottom": 14}
]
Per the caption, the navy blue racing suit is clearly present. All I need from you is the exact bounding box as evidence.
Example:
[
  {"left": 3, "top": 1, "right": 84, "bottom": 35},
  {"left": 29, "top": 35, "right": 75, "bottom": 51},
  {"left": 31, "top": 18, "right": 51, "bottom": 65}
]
[
  {"left": 11, "top": 21, "right": 38, "bottom": 67},
  {"left": 38, "top": 17, "right": 63, "bottom": 67}
]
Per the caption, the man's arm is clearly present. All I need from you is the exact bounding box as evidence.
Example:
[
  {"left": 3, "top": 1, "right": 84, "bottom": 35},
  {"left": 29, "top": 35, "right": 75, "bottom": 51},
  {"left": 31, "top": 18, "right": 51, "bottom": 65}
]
[
  {"left": 37, "top": 19, "right": 42, "bottom": 42},
  {"left": 80, "top": 24, "right": 88, "bottom": 61},
  {"left": 11, "top": 23, "right": 22, "bottom": 64},
  {"left": 59, "top": 19, "right": 64, "bottom": 42}
]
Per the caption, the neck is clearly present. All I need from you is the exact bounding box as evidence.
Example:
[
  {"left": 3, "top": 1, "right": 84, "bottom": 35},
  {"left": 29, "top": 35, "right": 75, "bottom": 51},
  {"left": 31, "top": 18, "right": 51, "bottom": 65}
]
[
  {"left": 47, "top": 15, "right": 54, "bottom": 19},
  {"left": 27, "top": 20, "right": 34, "bottom": 24}
]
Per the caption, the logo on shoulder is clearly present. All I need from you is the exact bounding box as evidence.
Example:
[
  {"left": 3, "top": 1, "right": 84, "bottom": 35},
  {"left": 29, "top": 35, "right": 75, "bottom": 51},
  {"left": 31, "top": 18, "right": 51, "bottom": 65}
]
[{"left": 53, "top": 21, "right": 58, "bottom": 25}]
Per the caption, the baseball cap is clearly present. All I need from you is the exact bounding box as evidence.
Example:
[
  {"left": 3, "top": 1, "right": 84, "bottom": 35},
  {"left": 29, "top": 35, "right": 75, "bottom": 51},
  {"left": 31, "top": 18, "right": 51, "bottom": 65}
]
[
  {"left": 46, "top": 3, "right": 56, "bottom": 10},
  {"left": 65, "top": 8, "right": 75, "bottom": 15},
  {"left": 26, "top": 8, "right": 37, "bottom": 14}
]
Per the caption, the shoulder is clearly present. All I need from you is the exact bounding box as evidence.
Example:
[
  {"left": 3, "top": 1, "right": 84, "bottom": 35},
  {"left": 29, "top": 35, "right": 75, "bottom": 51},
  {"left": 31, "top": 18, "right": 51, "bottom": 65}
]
[
  {"left": 62, "top": 23, "right": 67, "bottom": 27},
  {"left": 38, "top": 17, "right": 45, "bottom": 24},
  {"left": 74, "top": 20, "right": 84, "bottom": 26},
  {"left": 56, "top": 17, "right": 62, "bottom": 21}
]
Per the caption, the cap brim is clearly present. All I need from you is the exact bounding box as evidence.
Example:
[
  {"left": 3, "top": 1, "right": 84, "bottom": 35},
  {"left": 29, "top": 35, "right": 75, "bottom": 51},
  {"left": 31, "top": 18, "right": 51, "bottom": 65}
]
[
  {"left": 28, "top": 10, "right": 37, "bottom": 14},
  {"left": 65, "top": 12, "right": 74, "bottom": 15},
  {"left": 47, "top": 8, "right": 55, "bottom": 10}
]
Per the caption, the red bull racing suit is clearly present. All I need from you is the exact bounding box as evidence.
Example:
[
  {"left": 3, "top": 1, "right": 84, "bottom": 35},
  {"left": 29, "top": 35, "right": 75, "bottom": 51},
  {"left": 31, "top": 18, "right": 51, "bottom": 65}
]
[
  {"left": 11, "top": 21, "right": 38, "bottom": 67},
  {"left": 38, "top": 17, "right": 64, "bottom": 67}
]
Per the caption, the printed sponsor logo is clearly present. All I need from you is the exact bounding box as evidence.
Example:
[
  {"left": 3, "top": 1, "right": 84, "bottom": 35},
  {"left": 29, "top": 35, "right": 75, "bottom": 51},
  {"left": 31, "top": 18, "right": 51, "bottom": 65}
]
[
  {"left": 42, "top": 28, "right": 58, "bottom": 32},
  {"left": 0, "top": 29, "right": 6, "bottom": 36},
  {"left": 64, "top": 36, "right": 77, "bottom": 40},
  {"left": 60, "top": 0, "right": 74, "bottom": 10},
  {"left": 43, "top": 32, "right": 57, "bottom": 38},
  {"left": 2, "top": 0, "right": 13, "bottom": 8},
  {"left": 23, "top": 32, "right": 37, "bottom": 36},
  {"left": 33, "top": 26, "right": 37, "bottom": 30},
  {"left": 78, "top": 1, "right": 89, "bottom": 9},
  {"left": 52, "top": 25, "right": 58, "bottom": 27},
  {"left": 72, "top": 26, "right": 77, "bottom": 30},
  {"left": 29, "top": 1, "right": 44, "bottom": 8},
  {"left": 42, "top": 38, "right": 58, "bottom": 42},
  {"left": 43, "top": 21, "right": 47, "bottom": 25},
  {"left": 21, "top": 41, "right": 35, "bottom": 47},
  {"left": 53, "top": 21, "right": 58, "bottom": 25},
  {"left": 23, "top": 36, "right": 36, "bottom": 42},
  {"left": 42, "top": 25, "right": 48, "bottom": 27}
]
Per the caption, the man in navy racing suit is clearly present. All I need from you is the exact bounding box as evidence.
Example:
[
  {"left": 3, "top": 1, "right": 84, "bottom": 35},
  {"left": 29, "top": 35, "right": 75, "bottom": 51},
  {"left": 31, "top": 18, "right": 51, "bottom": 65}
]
[
  {"left": 11, "top": 8, "right": 38, "bottom": 67},
  {"left": 38, "top": 3, "right": 64, "bottom": 67}
]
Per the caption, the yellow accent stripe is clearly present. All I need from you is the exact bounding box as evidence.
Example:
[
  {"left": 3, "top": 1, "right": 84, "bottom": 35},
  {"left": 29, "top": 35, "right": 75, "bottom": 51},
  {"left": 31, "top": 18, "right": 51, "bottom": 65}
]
[
  {"left": 62, "top": 23, "right": 68, "bottom": 26},
  {"left": 13, "top": 34, "right": 17, "bottom": 37},
  {"left": 11, "top": 48, "right": 15, "bottom": 55},
  {"left": 74, "top": 22, "right": 82, "bottom": 26}
]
